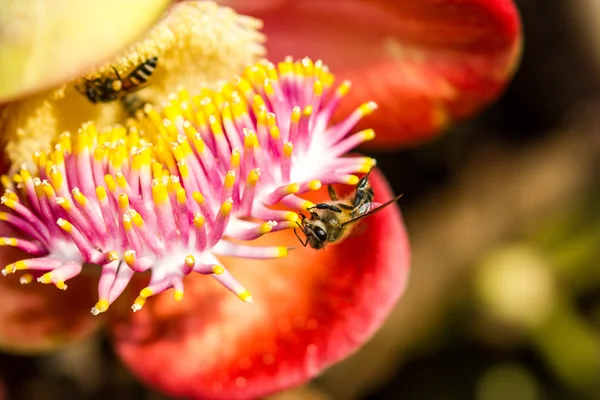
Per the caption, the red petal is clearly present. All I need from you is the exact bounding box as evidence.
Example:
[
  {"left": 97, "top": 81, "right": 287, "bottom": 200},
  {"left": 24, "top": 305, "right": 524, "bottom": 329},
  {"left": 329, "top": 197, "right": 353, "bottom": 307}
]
[
  {"left": 224, "top": 0, "right": 522, "bottom": 147},
  {"left": 0, "top": 225, "right": 102, "bottom": 354},
  {"left": 111, "top": 169, "right": 410, "bottom": 399}
]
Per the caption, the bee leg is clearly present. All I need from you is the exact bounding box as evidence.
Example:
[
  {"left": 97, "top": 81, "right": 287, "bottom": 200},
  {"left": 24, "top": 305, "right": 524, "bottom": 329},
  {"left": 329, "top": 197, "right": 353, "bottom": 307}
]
[
  {"left": 293, "top": 222, "right": 309, "bottom": 247},
  {"left": 310, "top": 203, "right": 343, "bottom": 213},
  {"left": 328, "top": 185, "right": 339, "bottom": 201},
  {"left": 111, "top": 67, "right": 122, "bottom": 81},
  {"left": 337, "top": 203, "right": 353, "bottom": 210}
]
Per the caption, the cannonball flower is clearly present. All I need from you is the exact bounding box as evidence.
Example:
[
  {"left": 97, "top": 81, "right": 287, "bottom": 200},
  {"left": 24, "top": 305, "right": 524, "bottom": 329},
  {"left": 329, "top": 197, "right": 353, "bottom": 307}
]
[
  {"left": 219, "top": 0, "right": 523, "bottom": 147},
  {"left": 0, "top": 57, "right": 410, "bottom": 398},
  {"left": 0, "top": 0, "right": 523, "bottom": 398},
  {"left": 1, "top": 57, "right": 379, "bottom": 314}
]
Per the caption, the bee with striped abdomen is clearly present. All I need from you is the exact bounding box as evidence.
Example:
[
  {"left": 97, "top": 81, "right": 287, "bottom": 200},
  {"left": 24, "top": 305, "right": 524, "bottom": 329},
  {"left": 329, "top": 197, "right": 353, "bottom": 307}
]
[{"left": 76, "top": 57, "right": 158, "bottom": 105}]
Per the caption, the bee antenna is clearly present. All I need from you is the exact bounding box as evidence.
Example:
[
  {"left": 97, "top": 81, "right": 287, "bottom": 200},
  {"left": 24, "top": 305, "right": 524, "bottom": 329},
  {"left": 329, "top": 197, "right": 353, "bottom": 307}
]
[{"left": 340, "top": 194, "right": 403, "bottom": 228}]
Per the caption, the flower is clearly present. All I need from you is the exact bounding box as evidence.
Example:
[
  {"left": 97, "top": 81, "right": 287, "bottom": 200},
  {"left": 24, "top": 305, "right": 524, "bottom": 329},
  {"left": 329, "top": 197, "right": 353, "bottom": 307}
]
[
  {"left": 218, "top": 0, "right": 523, "bottom": 148},
  {"left": 0, "top": 57, "right": 410, "bottom": 399},
  {"left": 1, "top": 57, "right": 382, "bottom": 314},
  {"left": 0, "top": 0, "right": 523, "bottom": 398}
]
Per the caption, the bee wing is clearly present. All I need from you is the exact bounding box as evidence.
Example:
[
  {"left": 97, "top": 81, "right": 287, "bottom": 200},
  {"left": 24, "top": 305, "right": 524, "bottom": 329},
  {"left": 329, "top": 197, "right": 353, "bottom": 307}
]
[{"left": 340, "top": 194, "right": 403, "bottom": 228}]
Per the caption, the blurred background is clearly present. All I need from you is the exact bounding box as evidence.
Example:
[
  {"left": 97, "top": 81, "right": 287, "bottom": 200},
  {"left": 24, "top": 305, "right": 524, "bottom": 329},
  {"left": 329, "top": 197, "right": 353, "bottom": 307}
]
[{"left": 1, "top": 0, "right": 600, "bottom": 399}]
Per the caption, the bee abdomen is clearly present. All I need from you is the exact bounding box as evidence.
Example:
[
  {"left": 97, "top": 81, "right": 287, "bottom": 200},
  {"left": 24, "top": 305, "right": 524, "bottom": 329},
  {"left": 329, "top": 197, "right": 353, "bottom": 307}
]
[{"left": 126, "top": 57, "right": 158, "bottom": 86}]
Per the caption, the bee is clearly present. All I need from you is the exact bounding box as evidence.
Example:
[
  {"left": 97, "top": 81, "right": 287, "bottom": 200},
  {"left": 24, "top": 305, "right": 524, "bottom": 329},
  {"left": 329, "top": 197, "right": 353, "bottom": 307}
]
[
  {"left": 294, "top": 169, "right": 403, "bottom": 249},
  {"left": 76, "top": 57, "right": 158, "bottom": 104}
]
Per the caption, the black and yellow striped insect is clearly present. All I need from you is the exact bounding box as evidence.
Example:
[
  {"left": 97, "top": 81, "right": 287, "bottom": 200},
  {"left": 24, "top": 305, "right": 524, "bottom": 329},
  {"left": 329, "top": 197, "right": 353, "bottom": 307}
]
[{"left": 76, "top": 57, "right": 158, "bottom": 104}]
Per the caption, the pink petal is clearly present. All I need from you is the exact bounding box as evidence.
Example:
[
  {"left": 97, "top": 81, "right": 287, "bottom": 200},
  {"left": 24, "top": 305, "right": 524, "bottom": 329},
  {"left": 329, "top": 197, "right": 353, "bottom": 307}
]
[
  {"left": 111, "top": 168, "right": 410, "bottom": 399},
  {"left": 220, "top": 0, "right": 522, "bottom": 147},
  {"left": 0, "top": 229, "right": 102, "bottom": 353}
]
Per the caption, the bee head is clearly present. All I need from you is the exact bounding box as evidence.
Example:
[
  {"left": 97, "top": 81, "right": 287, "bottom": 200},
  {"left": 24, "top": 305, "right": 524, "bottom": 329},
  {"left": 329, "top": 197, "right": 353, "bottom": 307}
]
[{"left": 304, "top": 220, "right": 328, "bottom": 249}]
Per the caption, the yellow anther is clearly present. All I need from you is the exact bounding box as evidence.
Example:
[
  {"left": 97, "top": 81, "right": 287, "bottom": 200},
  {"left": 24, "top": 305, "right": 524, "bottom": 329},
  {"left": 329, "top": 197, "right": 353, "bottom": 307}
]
[
  {"left": 52, "top": 148, "right": 65, "bottom": 165},
  {"left": 133, "top": 296, "right": 146, "bottom": 311},
  {"left": 291, "top": 106, "right": 301, "bottom": 123},
  {"left": 124, "top": 250, "right": 136, "bottom": 267},
  {"left": 57, "top": 218, "right": 73, "bottom": 233},
  {"left": 56, "top": 197, "right": 72, "bottom": 212},
  {"left": 192, "top": 191, "right": 205, "bottom": 205},
  {"left": 94, "top": 299, "right": 109, "bottom": 313},
  {"left": 0, "top": 237, "right": 14, "bottom": 246},
  {"left": 221, "top": 102, "right": 233, "bottom": 122},
  {"left": 283, "top": 142, "right": 294, "bottom": 158},
  {"left": 122, "top": 215, "right": 133, "bottom": 231},
  {"left": 140, "top": 287, "right": 153, "bottom": 298},
  {"left": 224, "top": 171, "right": 236, "bottom": 188},
  {"left": 40, "top": 182, "right": 55, "bottom": 198},
  {"left": 284, "top": 212, "right": 299, "bottom": 222},
  {"left": 14, "top": 260, "right": 27, "bottom": 270},
  {"left": 264, "top": 80, "right": 275, "bottom": 96},
  {"left": 361, "top": 128, "right": 376, "bottom": 141},
  {"left": 48, "top": 167, "right": 63, "bottom": 190},
  {"left": 237, "top": 290, "right": 253, "bottom": 303},
  {"left": 174, "top": 291, "right": 184, "bottom": 302},
  {"left": 39, "top": 272, "right": 52, "bottom": 284},
  {"left": 220, "top": 199, "right": 233, "bottom": 215},
  {"left": 178, "top": 161, "right": 190, "bottom": 179},
  {"left": 2, "top": 264, "right": 16, "bottom": 275},
  {"left": 336, "top": 80, "right": 352, "bottom": 96},
  {"left": 236, "top": 78, "right": 253, "bottom": 96},
  {"left": 1, "top": 175, "right": 11, "bottom": 190},
  {"left": 33, "top": 151, "right": 47, "bottom": 169},
  {"left": 72, "top": 189, "right": 87, "bottom": 206},
  {"left": 152, "top": 183, "right": 169, "bottom": 204},
  {"left": 106, "top": 251, "right": 119, "bottom": 262},
  {"left": 260, "top": 222, "right": 273, "bottom": 234},
  {"left": 152, "top": 162, "right": 164, "bottom": 179},
  {"left": 12, "top": 174, "right": 23, "bottom": 184},
  {"left": 303, "top": 105, "right": 313, "bottom": 116},
  {"left": 270, "top": 126, "right": 280, "bottom": 140},
  {"left": 308, "top": 180, "right": 322, "bottom": 191},
  {"left": 359, "top": 101, "right": 378, "bottom": 116},
  {"left": 212, "top": 265, "right": 225, "bottom": 275},
  {"left": 118, "top": 194, "right": 130, "bottom": 210},
  {"left": 104, "top": 175, "right": 117, "bottom": 192},
  {"left": 55, "top": 280, "right": 67, "bottom": 290},
  {"left": 276, "top": 247, "right": 289, "bottom": 258},
  {"left": 176, "top": 187, "right": 187, "bottom": 204},
  {"left": 302, "top": 57, "right": 314, "bottom": 76},
  {"left": 230, "top": 149, "right": 241, "bottom": 169},
  {"left": 257, "top": 108, "right": 267, "bottom": 127},
  {"left": 20, "top": 273, "right": 33, "bottom": 285},
  {"left": 244, "top": 130, "right": 256, "bottom": 149},
  {"left": 115, "top": 173, "right": 129, "bottom": 189},
  {"left": 209, "top": 115, "right": 224, "bottom": 136},
  {"left": 95, "top": 186, "right": 107, "bottom": 201},
  {"left": 193, "top": 135, "right": 206, "bottom": 154},
  {"left": 20, "top": 168, "right": 32, "bottom": 182},
  {"left": 185, "top": 255, "right": 195, "bottom": 267},
  {"left": 193, "top": 214, "right": 205, "bottom": 228},
  {"left": 172, "top": 145, "right": 185, "bottom": 162},
  {"left": 313, "top": 80, "right": 323, "bottom": 96},
  {"left": 285, "top": 183, "right": 300, "bottom": 194},
  {"left": 4, "top": 191, "right": 18, "bottom": 202},
  {"left": 247, "top": 169, "right": 260, "bottom": 185},
  {"left": 346, "top": 175, "right": 360, "bottom": 185},
  {"left": 302, "top": 201, "right": 315, "bottom": 210}
]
